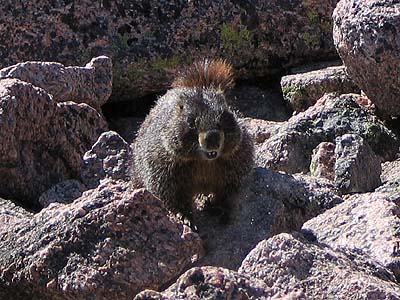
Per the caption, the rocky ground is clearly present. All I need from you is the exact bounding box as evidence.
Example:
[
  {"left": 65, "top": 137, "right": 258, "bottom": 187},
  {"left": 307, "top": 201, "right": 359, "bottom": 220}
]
[{"left": 1, "top": 0, "right": 400, "bottom": 299}]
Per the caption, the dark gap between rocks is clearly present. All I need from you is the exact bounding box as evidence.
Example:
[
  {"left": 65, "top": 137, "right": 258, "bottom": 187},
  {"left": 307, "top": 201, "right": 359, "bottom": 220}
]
[
  {"left": 287, "top": 59, "right": 343, "bottom": 75},
  {"left": 102, "top": 91, "right": 160, "bottom": 119},
  {"left": 384, "top": 117, "right": 400, "bottom": 138},
  {"left": 229, "top": 76, "right": 293, "bottom": 121},
  {"left": 102, "top": 92, "right": 160, "bottom": 143}
]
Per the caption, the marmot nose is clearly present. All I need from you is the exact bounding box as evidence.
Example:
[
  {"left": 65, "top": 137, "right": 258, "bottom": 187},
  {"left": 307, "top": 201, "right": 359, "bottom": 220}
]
[{"left": 204, "top": 130, "right": 222, "bottom": 149}]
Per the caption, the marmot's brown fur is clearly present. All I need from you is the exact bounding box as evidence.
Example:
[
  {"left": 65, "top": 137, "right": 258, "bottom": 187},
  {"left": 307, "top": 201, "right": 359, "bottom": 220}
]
[{"left": 131, "top": 59, "right": 254, "bottom": 223}]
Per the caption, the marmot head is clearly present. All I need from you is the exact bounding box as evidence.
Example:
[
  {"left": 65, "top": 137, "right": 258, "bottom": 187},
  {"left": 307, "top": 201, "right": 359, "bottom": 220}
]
[{"left": 164, "top": 59, "right": 242, "bottom": 161}]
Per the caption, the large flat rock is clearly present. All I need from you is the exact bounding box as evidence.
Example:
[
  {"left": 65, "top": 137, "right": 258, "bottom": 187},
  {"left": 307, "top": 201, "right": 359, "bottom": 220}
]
[
  {"left": 0, "top": 0, "right": 339, "bottom": 102},
  {"left": 302, "top": 192, "right": 400, "bottom": 278}
]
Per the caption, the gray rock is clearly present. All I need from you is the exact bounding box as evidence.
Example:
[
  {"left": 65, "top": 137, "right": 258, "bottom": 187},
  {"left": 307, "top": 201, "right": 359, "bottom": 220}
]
[
  {"left": 0, "top": 56, "right": 112, "bottom": 110},
  {"left": 0, "top": 197, "right": 32, "bottom": 227},
  {"left": 0, "top": 182, "right": 203, "bottom": 300},
  {"left": 0, "top": 78, "right": 107, "bottom": 207},
  {"left": 378, "top": 159, "right": 400, "bottom": 195},
  {"left": 281, "top": 65, "right": 359, "bottom": 112},
  {"left": 257, "top": 93, "right": 398, "bottom": 174},
  {"left": 333, "top": 0, "right": 400, "bottom": 117},
  {"left": 134, "top": 266, "right": 281, "bottom": 300},
  {"left": 302, "top": 192, "right": 400, "bottom": 279},
  {"left": 38, "top": 179, "right": 87, "bottom": 208},
  {"left": 381, "top": 159, "right": 400, "bottom": 186},
  {"left": 239, "top": 233, "right": 400, "bottom": 299},
  {"left": 81, "top": 131, "right": 131, "bottom": 189},
  {"left": 310, "top": 142, "right": 336, "bottom": 181},
  {"left": 0, "top": 0, "right": 339, "bottom": 102},
  {"left": 310, "top": 136, "right": 382, "bottom": 194},
  {"left": 334, "top": 134, "right": 382, "bottom": 193}
]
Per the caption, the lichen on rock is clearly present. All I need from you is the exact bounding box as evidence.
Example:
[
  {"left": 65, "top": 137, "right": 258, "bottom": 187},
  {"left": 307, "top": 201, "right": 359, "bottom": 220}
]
[{"left": 257, "top": 93, "right": 398, "bottom": 174}]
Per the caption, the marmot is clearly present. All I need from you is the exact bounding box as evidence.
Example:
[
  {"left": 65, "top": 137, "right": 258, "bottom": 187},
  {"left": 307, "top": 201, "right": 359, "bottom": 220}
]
[{"left": 131, "top": 59, "right": 254, "bottom": 223}]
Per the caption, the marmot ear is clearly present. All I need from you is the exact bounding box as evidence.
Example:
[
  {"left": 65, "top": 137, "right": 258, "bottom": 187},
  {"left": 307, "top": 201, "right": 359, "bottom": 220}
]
[{"left": 172, "top": 58, "right": 235, "bottom": 92}]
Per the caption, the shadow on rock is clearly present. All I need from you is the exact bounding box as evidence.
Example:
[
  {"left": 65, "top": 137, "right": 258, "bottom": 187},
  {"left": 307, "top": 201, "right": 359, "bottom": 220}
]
[{"left": 193, "top": 167, "right": 342, "bottom": 270}]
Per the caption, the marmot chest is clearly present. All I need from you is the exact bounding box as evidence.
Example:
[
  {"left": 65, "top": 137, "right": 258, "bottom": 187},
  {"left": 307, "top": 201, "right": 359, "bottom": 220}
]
[{"left": 190, "top": 160, "right": 225, "bottom": 192}]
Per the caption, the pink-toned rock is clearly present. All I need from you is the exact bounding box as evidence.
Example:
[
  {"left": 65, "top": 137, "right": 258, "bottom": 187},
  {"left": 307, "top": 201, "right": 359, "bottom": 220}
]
[
  {"left": 0, "top": 182, "right": 203, "bottom": 300},
  {"left": 81, "top": 131, "right": 131, "bottom": 189},
  {"left": 382, "top": 160, "right": 400, "bottom": 185},
  {"left": 0, "top": 56, "right": 112, "bottom": 110},
  {"left": 39, "top": 131, "right": 131, "bottom": 208},
  {"left": 0, "top": 78, "right": 107, "bottom": 206},
  {"left": 0, "top": 0, "right": 340, "bottom": 102},
  {"left": 239, "top": 233, "right": 400, "bottom": 299},
  {"left": 302, "top": 192, "right": 400, "bottom": 278},
  {"left": 333, "top": 0, "right": 400, "bottom": 117},
  {"left": 0, "top": 197, "right": 32, "bottom": 232},
  {"left": 134, "top": 266, "right": 285, "bottom": 300},
  {"left": 241, "top": 118, "right": 282, "bottom": 145},
  {"left": 310, "top": 142, "right": 336, "bottom": 181},
  {"left": 355, "top": 94, "right": 375, "bottom": 112},
  {"left": 135, "top": 232, "right": 400, "bottom": 299}
]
